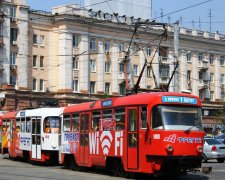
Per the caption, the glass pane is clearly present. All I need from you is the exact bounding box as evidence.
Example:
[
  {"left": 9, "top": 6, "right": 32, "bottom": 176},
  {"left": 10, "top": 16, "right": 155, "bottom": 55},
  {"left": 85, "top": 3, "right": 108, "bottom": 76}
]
[
  {"left": 115, "top": 108, "right": 125, "bottom": 130},
  {"left": 128, "top": 133, "right": 137, "bottom": 147},
  {"left": 128, "top": 109, "right": 137, "bottom": 131},
  {"left": 63, "top": 115, "right": 70, "bottom": 132},
  {"left": 81, "top": 114, "right": 89, "bottom": 131},
  {"left": 141, "top": 107, "right": 147, "bottom": 129},
  {"left": 72, "top": 113, "right": 79, "bottom": 132}
]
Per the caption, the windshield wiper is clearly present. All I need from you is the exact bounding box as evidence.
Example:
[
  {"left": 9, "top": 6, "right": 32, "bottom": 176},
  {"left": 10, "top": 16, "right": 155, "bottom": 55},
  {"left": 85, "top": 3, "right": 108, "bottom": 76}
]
[{"left": 184, "top": 126, "right": 197, "bottom": 133}]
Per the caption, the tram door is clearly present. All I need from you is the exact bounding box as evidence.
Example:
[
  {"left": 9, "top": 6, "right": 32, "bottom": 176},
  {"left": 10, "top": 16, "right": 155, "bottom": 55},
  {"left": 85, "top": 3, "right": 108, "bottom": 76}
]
[
  {"left": 127, "top": 107, "right": 138, "bottom": 169},
  {"left": 9, "top": 120, "right": 15, "bottom": 155},
  {"left": 79, "top": 113, "right": 89, "bottom": 164},
  {"left": 31, "top": 117, "right": 41, "bottom": 159}
]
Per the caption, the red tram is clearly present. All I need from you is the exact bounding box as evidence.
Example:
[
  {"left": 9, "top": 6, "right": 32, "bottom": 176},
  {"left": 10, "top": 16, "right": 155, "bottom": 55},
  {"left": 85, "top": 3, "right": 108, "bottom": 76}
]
[{"left": 59, "top": 92, "right": 204, "bottom": 176}]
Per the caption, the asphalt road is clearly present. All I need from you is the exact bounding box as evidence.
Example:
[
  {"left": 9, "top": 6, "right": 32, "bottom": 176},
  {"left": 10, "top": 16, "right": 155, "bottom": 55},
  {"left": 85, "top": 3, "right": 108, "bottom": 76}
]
[{"left": 0, "top": 155, "right": 224, "bottom": 180}]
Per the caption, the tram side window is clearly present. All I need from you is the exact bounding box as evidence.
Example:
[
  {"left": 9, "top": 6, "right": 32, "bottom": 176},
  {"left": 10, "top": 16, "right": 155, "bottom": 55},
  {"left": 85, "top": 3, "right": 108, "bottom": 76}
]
[
  {"left": 26, "top": 117, "right": 31, "bottom": 133},
  {"left": 2, "top": 120, "right": 9, "bottom": 132},
  {"left": 16, "top": 119, "right": 20, "bottom": 132},
  {"left": 141, "top": 106, "right": 147, "bottom": 129},
  {"left": 115, "top": 108, "right": 125, "bottom": 130},
  {"left": 102, "top": 109, "right": 112, "bottom": 119},
  {"left": 21, "top": 118, "right": 26, "bottom": 133},
  {"left": 92, "top": 111, "right": 101, "bottom": 131},
  {"left": 63, "top": 115, "right": 70, "bottom": 132},
  {"left": 152, "top": 106, "right": 163, "bottom": 129},
  {"left": 72, "top": 113, "right": 79, "bottom": 132}
]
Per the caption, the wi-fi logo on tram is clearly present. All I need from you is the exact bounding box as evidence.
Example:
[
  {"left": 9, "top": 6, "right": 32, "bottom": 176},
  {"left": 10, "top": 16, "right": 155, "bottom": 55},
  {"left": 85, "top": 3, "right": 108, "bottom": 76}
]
[{"left": 100, "top": 131, "right": 113, "bottom": 156}]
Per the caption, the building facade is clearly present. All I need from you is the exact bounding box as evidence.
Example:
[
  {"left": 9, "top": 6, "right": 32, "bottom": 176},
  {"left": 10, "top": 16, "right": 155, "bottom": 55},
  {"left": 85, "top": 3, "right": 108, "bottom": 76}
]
[{"left": 0, "top": 1, "right": 225, "bottom": 128}]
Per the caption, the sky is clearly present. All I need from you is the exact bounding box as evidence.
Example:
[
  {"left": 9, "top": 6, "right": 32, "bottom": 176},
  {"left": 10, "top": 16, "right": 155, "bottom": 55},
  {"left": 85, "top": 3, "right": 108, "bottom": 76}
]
[{"left": 27, "top": 0, "right": 225, "bottom": 34}]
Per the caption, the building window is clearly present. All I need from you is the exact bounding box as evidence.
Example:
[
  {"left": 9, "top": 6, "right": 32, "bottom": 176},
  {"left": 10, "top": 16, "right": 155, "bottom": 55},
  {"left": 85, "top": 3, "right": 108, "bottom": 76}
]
[
  {"left": 90, "top": 60, "right": 96, "bottom": 72},
  {"left": 119, "top": 44, "right": 124, "bottom": 52},
  {"left": 73, "top": 34, "right": 79, "bottom": 48},
  {"left": 198, "top": 52, "right": 203, "bottom": 62},
  {"left": 221, "top": 92, "right": 224, "bottom": 101},
  {"left": 119, "top": 63, "right": 124, "bottom": 73},
  {"left": 73, "top": 80, "right": 79, "bottom": 92},
  {"left": 187, "top": 51, "right": 191, "bottom": 62},
  {"left": 199, "top": 71, "right": 203, "bottom": 80},
  {"left": 199, "top": 91, "right": 203, "bottom": 100},
  {"left": 90, "top": 38, "right": 96, "bottom": 50},
  {"left": 210, "top": 73, "right": 214, "bottom": 83},
  {"left": 40, "top": 79, "right": 44, "bottom": 92},
  {"left": 147, "top": 66, "right": 151, "bottom": 78},
  {"left": 133, "top": 64, "right": 138, "bottom": 76},
  {"left": 40, "top": 35, "right": 44, "bottom": 46},
  {"left": 90, "top": 81, "right": 95, "bottom": 93},
  {"left": 33, "top": 78, "right": 37, "bottom": 91},
  {"left": 104, "top": 41, "right": 110, "bottom": 52},
  {"left": 105, "top": 82, "right": 110, "bottom": 94},
  {"left": 73, "top": 57, "right": 79, "bottom": 69},
  {"left": 40, "top": 56, "right": 44, "bottom": 68},
  {"left": 159, "top": 64, "right": 170, "bottom": 78},
  {"left": 33, "top": 34, "right": 37, "bottom": 44},
  {"left": 210, "top": 91, "right": 214, "bottom": 101},
  {"left": 105, "top": 61, "right": 110, "bottom": 73},
  {"left": 147, "top": 85, "right": 151, "bottom": 89},
  {"left": 221, "top": 74, "right": 225, "bottom": 84},
  {"left": 10, "top": 28, "right": 17, "bottom": 42},
  {"left": 10, "top": 6, "right": 16, "bottom": 18},
  {"left": 33, "top": 55, "right": 37, "bottom": 67},
  {"left": 10, "top": 53, "right": 17, "bottom": 65},
  {"left": 119, "top": 83, "right": 126, "bottom": 95},
  {"left": 10, "top": 75, "right": 16, "bottom": 85},
  {"left": 220, "top": 56, "right": 224, "bottom": 66},
  {"left": 187, "top": 70, "right": 191, "bottom": 81},
  {"left": 146, "top": 47, "right": 151, "bottom": 56},
  {"left": 209, "top": 54, "right": 214, "bottom": 65}
]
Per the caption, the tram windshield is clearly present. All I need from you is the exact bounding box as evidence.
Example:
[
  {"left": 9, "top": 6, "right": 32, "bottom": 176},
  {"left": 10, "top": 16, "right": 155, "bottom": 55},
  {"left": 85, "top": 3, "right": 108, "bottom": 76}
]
[
  {"left": 152, "top": 106, "right": 202, "bottom": 130},
  {"left": 44, "top": 117, "right": 60, "bottom": 133}
]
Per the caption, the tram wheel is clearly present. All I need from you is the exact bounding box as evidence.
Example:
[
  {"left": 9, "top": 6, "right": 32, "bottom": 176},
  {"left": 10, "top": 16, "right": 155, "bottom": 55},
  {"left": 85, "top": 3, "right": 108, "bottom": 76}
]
[
  {"left": 202, "top": 154, "right": 208, "bottom": 163},
  {"left": 69, "top": 156, "right": 77, "bottom": 170},
  {"left": 112, "top": 159, "right": 124, "bottom": 177}
]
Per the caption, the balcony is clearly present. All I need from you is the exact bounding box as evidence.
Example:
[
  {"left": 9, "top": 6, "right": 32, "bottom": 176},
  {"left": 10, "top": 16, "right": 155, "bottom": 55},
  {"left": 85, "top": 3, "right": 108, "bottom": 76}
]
[
  {"left": 198, "top": 80, "right": 208, "bottom": 89},
  {"left": 118, "top": 72, "right": 125, "bottom": 80},
  {"left": 0, "top": 36, "right": 3, "bottom": 47},
  {"left": 158, "top": 56, "right": 170, "bottom": 64},
  {"left": 0, "top": 65, "right": 4, "bottom": 73},
  {"left": 10, "top": 64, "right": 17, "bottom": 71},
  {"left": 159, "top": 77, "right": 170, "bottom": 85},
  {"left": 198, "top": 61, "right": 208, "bottom": 71}
]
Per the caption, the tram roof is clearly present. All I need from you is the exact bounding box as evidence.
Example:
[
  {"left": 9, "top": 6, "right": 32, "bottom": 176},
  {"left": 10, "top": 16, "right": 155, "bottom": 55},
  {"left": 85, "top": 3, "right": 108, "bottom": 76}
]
[
  {"left": 1, "top": 111, "right": 18, "bottom": 120},
  {"left": 64, "top": 92, "right": 201, "bottom": 113},
  {"left": 16, "top": 107, "right": 64, "bottom": 118}
]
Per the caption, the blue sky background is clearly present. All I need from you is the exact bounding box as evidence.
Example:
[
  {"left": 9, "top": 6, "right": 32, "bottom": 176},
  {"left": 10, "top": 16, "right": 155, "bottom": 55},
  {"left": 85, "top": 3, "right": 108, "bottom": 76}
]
[{"left": 27, "top": 0, "right": 225, "bottom": 33}]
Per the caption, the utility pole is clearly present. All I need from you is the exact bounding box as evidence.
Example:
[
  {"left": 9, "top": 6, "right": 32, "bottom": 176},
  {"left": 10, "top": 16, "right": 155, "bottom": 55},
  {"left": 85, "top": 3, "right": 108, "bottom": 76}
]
[
  {"left": 173, "top": 23, "right": 179, "bottom": 92},
  {"left": 209, "top": 9, "right": 212, "bottom": 33}
]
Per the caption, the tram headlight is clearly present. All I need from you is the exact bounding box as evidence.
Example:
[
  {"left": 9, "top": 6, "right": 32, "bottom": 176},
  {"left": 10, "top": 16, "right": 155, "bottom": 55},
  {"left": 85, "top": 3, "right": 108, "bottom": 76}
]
[
  {"left": 197, "top": 145, "right": 203, "bottom": 153},
  {"left": 166, "top": 144, "right": 174, "bottom": 152}
]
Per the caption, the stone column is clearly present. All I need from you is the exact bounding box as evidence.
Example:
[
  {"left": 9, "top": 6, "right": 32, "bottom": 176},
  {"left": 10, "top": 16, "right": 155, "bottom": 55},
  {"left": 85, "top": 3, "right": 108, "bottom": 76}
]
[
  {"left": 139, "top": 49, "right": 146, "bottom": 88},
  {"left": 112, "top": 42, "right": 119, "bottom": 94},
  {"left": 214, "top": 54, "right": 221, "bottom": 100},
  {"left": 58, "top": 32, "right": 73, "bottom": 92},
  {"left": 17, "top": 6, "right": 29, "bottom": 88},
  {"left": 192, "top": 52, "right": 199, "bottom": 96},
  {"left": 97, "top": 41, "right": 104, "bottom": 93},
  {"left": 169, "top": 49, "right": 175, "bottom": 92},
  {"left": 152, "top": 46, "right": 159, "bottom": 89},
  {"left": 79, "top": 34, "right": 89, "bottom": 93},
  {"left": 180, "top": 50, "right": 187, "bottom": 90}
]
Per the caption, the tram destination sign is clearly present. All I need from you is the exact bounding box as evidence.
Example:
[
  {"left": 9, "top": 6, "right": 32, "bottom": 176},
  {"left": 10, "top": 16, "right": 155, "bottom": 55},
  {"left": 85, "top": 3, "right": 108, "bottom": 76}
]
[
  {"left": 102, "top": 99, "right": 112, "bottom": 107},
  {"left": 162, "top": 96, "right": 197, "bottom": 104}
]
